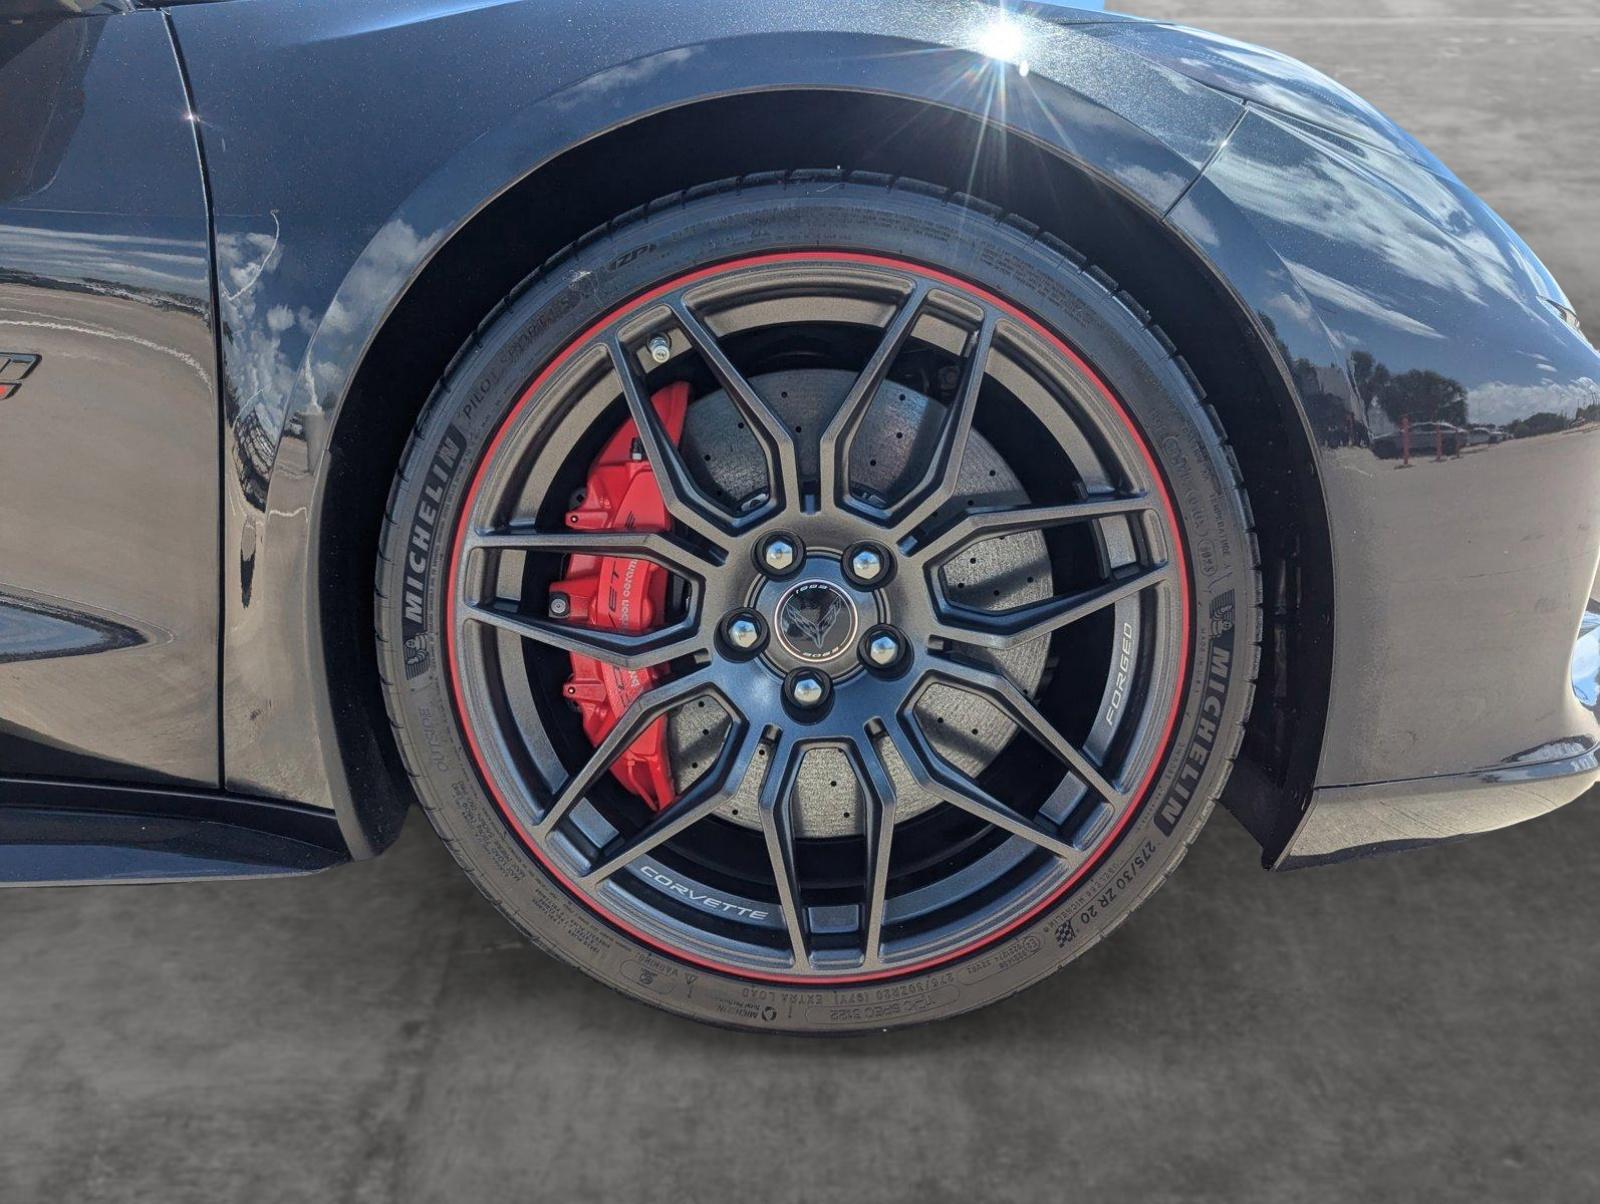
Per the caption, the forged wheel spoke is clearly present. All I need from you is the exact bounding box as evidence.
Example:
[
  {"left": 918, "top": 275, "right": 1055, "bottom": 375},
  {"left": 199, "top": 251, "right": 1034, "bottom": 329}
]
[
  {"left": 606, "top": 339, "right": 730, "bottom": 543},
  {"left": 926, "top": 662, "right": 1127, "bottom": 807},
  {"left": 671, "top": 300, "right": 802, "bottom": 513},
  {"left": 818, "top": 283, "right": 931, "bottom": 510},
  {"left": 580, "top": 722, "right": 764, "bottom": 885},
  {"left": 848, "top": 736, "right": 901, "bottom": 969},
  {"left": 886, "top": 716, "right": 1083, "bottom": 863},
  {"left": 465, "top": 525, "right": 721, "bottom": 580},
  {"left": 885, "top": 312, "right": 996, "bottom": 538},
  {"left": 537, "top": 669, "right": 717, "bottom": 836},
  {"left": 934, "top": 562, "right": 1172, "bottom": 651},
  {"left": 462, "top": 602, "right": 706, "bottom": 672},
  {"left": 912, "top": 494, "right": 1154, "bottom": 567},
  {"left": 757, "top": 742, "right": 809, "bottom": 967}
]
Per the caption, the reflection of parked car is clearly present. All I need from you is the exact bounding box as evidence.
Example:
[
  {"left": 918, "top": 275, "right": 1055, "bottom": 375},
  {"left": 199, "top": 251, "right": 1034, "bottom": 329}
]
[
  {"left": 1372, "top": 421, "right": 1468, "bottom": 459},
  {"left": 1469, "top": 425, "right": 1507, "bottom": 446}
]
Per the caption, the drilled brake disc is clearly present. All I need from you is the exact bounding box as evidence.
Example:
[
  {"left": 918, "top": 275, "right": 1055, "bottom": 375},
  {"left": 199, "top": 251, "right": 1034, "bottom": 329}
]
[{"left": 664, "top": 368, "right": 1052, "bottom": 837}]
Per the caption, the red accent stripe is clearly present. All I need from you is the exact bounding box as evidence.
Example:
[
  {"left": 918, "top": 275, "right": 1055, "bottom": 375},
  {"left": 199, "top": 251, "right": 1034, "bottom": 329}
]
[{"left": 445, "top": 251, "right": 1193, "bottom": 986}]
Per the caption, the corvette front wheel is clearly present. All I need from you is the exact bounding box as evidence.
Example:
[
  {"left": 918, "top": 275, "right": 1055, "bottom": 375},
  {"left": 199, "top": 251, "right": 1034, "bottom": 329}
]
[{"left": 376, "top": 174, "right": 1259, "bottom": 1032}]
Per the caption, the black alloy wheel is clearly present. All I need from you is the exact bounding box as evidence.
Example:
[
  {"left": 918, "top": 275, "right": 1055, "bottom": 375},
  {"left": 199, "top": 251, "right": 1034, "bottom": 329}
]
[{"left": 378, "top": 174, "right": 1260, "bottom": 1032}]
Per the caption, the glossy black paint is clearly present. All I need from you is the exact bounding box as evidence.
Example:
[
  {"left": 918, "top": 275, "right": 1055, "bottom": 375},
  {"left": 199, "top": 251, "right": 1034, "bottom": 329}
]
[
  {"left": 0, "top": 779, "right": 347, "bottom": 885},
  {"left": 0, "top": 9, "right": 218, "bottom": 787},
  {"left": 167, "top": 0, "right": 1240, "bottom": 848},
  {"left": 1082, "top": 17, "right": 1455, "bottom": 179},
  {"left": 1, "top": 0, "right": 1596, "bottom": 884}
]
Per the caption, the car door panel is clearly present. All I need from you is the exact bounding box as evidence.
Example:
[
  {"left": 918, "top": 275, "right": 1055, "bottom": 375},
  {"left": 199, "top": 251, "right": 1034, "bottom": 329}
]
[{"left": 0, "top": 10, "right": 218, "bottom": 786}]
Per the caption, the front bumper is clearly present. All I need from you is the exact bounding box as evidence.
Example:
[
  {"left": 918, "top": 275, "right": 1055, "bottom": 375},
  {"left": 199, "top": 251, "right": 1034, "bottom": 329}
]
[
  {"left": 1169, "top": 100, "right": 1600, "bottom": 865},
  {"left": 1282, "top": 597, "right": 1600, "bottom": 868}
]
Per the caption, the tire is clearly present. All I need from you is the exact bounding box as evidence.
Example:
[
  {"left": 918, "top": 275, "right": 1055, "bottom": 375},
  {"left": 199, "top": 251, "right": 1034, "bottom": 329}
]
[{"left": 376, "top": 172, "right": 1260, "bottom": 1033}]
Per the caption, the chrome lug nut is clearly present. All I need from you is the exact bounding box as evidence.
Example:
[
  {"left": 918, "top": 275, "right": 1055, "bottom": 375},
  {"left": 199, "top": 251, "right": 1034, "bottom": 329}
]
[
  {"left": 548, "top": 592, "right": 571, "bottom": 618},
  {"left": 725, "top": 616, "right": 761, "bottom": 650},
  {"left": 867, "top": 631, "right": 902, "bottom": 668},
  {"left": 788, "top": 673, "right": 827, "bottom": 708},
  {"left": 759, "top": 535, "right": 799, "bottom": 575},
  {"left": 763, "top": 538, "right": 796, "bottom": 572},
  {"left": 844, "top": 541, "right": 892, "bottom": 588},
  {"left": 647, "top": 334, "right": 672, "bottom": 364},
  {"left": 720, "top": 610, "right": 766, "bottom": 657},
  {"left": 860, "top": 625, "right": 908, "bottom": 674},
  {"left": 850, "top": 547, "right": 884, "bottom": 582}
]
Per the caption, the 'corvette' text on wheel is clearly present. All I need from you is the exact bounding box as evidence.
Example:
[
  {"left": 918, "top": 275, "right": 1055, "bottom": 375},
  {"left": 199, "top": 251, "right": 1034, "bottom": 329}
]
[{"left": 376, "top": 178, "right": 1260, "bottom": 1031}]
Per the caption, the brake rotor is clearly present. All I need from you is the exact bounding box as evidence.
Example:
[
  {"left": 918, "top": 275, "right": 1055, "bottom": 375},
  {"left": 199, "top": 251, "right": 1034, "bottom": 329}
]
[{"left": 666, "top": 368, "right": 1053, "bottom": 837}]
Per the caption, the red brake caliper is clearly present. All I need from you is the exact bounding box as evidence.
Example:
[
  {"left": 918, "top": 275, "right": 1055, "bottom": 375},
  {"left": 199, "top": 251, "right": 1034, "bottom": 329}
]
[{"left": 552, "top": 382, "right": 690, "bottom": 812}]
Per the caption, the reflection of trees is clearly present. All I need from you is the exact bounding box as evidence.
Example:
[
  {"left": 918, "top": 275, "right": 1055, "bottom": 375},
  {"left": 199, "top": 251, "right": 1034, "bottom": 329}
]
[
  {"left": 1506, "top": 404, "right": 1598, "bottom": 439},
  {"left": 1254, "top": 316, "right": 1592, "bottom": 450},
  {"left": 1258, "top": 313, "right": 1364, "bottom": 446},
  {"left": 1384, "top": 370, "right": 1468, "bottom": 426},
  {"left": 1507, "top": 412, "right": 1572, "bottom": 439},
  {"left": 1253, "top": 316, "right": 1474, "bottom": 447},
  {"left": 1349, "top": 351, "right": 1387, "bottom": 421},
  {"left": 1350, "top": 351, "right": 1467, "bottom": 427}
]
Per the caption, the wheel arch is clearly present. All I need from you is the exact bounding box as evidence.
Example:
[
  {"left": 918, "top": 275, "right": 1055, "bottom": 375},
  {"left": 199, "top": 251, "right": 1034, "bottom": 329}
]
[{"left": 315, "top": 87, "right": 1334, "bottom": 864}]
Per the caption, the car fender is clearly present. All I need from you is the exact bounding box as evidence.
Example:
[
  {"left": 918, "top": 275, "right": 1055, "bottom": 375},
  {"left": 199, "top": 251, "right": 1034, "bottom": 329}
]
[{"left": 171, "top": 0, "right": 1258, "bottom": 848}]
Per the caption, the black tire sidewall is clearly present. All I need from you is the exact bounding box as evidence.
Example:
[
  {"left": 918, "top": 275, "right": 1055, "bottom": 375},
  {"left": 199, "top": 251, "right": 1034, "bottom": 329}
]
[{"left": 377, "top": 180, "right": 1258, "bottom": 1033}]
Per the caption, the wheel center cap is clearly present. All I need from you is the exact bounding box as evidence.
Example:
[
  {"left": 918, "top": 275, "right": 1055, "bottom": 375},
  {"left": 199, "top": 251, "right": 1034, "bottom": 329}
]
[{"left": 773, "top": 579, "right": 858, "bottom": 663}]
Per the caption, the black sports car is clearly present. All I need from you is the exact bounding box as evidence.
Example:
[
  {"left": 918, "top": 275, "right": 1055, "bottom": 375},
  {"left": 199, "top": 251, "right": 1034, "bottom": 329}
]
[{"left": 3, "top": 0, "right": 1597, "bottom": 1033}]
